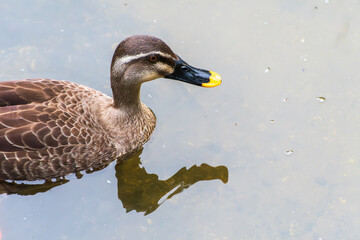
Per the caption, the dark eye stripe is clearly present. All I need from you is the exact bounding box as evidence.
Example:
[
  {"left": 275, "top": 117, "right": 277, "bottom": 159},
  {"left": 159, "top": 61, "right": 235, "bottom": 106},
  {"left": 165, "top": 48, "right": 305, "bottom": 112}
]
[
  {"left": 158, "top": 55, "right": 175, "bottom": 67},
  {"left": 132, "top": 54, "right": 175, "bottom": 68},
  {"left": 121, "top": 53, "right": 175, "bottom": 69}
]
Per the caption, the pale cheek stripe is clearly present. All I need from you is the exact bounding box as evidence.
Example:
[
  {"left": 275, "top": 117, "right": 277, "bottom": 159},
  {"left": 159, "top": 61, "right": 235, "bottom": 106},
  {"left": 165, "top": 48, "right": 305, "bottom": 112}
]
[{"left": 155, "top": 62, "right": 174, "bottom": 73}]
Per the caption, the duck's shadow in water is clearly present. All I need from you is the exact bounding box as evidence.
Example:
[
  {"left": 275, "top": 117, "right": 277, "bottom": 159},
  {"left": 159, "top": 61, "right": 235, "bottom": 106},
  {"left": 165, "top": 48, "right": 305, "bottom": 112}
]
[{"left": 0, "top": 149, "right": 228, "bottom": 215}]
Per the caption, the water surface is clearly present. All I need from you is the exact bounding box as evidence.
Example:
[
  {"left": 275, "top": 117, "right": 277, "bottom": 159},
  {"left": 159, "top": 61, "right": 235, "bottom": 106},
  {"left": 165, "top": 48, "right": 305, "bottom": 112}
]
[{"left": 1, "top": 0, "right": 360, "bottom": 239}]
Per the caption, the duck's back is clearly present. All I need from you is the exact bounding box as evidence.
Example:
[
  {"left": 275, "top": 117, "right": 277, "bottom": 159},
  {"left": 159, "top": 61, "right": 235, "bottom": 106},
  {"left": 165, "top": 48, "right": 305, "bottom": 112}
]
[{"left": 0, "top": 79, "right": 127, "bottom": 180}]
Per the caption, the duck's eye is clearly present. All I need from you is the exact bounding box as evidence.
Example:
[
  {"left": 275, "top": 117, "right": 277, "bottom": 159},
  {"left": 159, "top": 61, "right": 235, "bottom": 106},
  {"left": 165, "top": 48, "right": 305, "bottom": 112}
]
[{"left": 149, "top": 55, "right": 158, "bottom": 62}]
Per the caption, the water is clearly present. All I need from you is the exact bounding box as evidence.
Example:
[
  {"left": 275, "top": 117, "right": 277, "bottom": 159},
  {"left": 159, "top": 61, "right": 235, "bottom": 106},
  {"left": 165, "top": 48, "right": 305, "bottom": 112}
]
[{"left": 1, "top": 0, "right": 360, "bottom": 239}]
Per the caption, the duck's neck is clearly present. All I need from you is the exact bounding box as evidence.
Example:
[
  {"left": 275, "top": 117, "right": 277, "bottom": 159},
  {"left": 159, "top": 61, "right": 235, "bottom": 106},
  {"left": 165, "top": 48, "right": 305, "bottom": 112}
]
[{"left": 111, "top": 76, "right": 142, "bottom": 114}]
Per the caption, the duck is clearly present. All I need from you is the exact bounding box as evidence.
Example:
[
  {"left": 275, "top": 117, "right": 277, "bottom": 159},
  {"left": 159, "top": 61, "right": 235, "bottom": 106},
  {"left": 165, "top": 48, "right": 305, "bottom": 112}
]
[{"left": 0, "top": 35, "right": 221, "bottom": 181}]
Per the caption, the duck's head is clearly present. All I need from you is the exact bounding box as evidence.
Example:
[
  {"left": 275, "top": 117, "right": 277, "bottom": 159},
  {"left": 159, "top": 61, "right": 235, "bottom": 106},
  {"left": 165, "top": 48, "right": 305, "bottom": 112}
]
[{"left": 110, "top": 35, "right": 222, "bottom": 88}]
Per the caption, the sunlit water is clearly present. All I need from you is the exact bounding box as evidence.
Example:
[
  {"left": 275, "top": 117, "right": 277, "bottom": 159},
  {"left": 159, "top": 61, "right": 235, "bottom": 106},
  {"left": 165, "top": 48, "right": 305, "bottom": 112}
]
[{"left": 1, "top": 0, "right": 360, "bottom": 239}]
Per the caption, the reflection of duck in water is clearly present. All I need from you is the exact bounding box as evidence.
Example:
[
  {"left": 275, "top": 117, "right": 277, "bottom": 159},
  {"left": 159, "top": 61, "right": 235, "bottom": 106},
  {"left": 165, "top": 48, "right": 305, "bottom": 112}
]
[
  {"left": 116, "top": 150, "right": 228, "bottom": 215},
  {"left": 0, "top": 149, "right": 228, "bottom": 215},
  {"left": 0, "top": 35, "right": 221, "bottom": 180}
]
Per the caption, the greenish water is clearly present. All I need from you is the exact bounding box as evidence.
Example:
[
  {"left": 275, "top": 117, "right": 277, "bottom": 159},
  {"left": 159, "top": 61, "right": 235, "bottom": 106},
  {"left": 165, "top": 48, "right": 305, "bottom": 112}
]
[{"left": 1, "top": 0, "right": 360, "bottom": 239}]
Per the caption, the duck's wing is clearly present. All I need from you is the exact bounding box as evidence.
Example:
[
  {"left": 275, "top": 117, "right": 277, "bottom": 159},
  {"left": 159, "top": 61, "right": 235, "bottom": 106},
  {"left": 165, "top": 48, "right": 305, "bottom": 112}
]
[
  {"left": 0, "top": 79, "right": 71, "bottom": 152},
  {"left": 0, "top": 79, "right": 66, "bottom": 106}
]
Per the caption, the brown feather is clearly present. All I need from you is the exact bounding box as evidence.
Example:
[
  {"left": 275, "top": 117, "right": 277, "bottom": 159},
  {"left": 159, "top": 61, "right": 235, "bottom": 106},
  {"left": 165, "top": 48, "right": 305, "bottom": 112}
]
[{"left": 0, "top": 135, "right": 23, "bottom": 151}]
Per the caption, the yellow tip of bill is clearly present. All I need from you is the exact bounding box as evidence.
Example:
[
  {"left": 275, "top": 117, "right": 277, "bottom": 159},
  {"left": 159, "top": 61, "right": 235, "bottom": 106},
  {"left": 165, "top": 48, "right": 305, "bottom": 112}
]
[{"left": 202, "top": 71, "right": 222, "bottom": 88}]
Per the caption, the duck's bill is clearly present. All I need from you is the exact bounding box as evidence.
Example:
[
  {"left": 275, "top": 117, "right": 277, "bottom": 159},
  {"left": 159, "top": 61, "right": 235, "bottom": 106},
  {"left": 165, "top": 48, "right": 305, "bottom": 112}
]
[{"left": 164, "top": 57, "right": 221, "bottom": 88}]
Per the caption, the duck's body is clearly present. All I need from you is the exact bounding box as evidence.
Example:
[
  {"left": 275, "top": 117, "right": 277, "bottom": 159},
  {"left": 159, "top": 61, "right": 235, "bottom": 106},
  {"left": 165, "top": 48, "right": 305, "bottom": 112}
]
[
  {"left": 0, "top": 35, "right": 221, "bottom": 181},
  {"left": 0, "top": 79, "right": 155, "bottom": 180}
]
